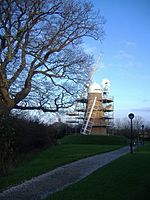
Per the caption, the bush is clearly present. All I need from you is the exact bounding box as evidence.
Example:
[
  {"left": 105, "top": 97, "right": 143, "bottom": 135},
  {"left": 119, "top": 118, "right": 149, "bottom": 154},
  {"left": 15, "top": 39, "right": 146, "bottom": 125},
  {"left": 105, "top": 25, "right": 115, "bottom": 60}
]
[
  {"left": 13, "top": 118, "right": 56, "bottom": 153},
  {"left": 0, "top": 116, "right": 16, "bottom": 176},
  {"left": 0, "top": 115, "right": 57, "bottom": 175}
]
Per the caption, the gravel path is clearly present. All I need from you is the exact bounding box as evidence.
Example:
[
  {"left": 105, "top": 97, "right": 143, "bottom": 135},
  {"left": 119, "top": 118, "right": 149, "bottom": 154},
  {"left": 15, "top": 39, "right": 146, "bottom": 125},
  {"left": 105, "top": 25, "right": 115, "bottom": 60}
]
[{"left": 0, "top": 146, "right": 130, "bottom": 200}]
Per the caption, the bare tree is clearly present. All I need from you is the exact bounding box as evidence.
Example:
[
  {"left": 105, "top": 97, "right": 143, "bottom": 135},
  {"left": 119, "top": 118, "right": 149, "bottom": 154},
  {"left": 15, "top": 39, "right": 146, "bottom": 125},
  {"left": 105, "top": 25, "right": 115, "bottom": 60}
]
[
  {"left": 0, "top": 0, "right": 105, "bottom": 116},
  {"left": 114, "top": 118, "right": 130, "bottom": 137},
  {"left": 133, "top": 116, "right": 144, "bottom": 134},
  {"left": 114, "top": 116, "right": 146, "bottom": 139}
]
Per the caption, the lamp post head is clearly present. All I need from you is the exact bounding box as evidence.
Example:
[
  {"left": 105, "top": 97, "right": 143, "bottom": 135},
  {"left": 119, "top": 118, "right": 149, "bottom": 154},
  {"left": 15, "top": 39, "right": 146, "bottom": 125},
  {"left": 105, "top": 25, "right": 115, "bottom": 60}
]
[{"left": 128, "top": 113, "right": 134, "bottom": 120}]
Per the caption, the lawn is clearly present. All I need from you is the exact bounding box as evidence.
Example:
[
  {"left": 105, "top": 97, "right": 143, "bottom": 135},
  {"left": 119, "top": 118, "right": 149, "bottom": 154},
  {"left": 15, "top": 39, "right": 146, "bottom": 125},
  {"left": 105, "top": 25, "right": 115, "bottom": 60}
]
[
  {"left": 46, "top": 143, "right": 150, "bottom": 200},
  {"left": 0, "top": 135, "right": 125, "bottom": 191},
  {"left": 61, "top": 134, "right": 127, "bottom": 145}
]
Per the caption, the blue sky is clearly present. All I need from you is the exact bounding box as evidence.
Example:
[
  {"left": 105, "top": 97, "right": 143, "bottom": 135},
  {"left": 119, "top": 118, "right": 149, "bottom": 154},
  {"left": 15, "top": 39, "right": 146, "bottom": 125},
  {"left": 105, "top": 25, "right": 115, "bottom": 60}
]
[{"left": 84, "top": 0, "right": 150, "bottom": 121}]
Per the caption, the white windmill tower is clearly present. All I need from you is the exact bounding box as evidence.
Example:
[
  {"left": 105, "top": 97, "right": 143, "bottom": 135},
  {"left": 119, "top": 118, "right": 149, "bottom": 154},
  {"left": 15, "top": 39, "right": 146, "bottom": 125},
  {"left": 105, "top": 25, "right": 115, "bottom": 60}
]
[{"left": 80, "top": 78, "right": 114, "bottom": 135}]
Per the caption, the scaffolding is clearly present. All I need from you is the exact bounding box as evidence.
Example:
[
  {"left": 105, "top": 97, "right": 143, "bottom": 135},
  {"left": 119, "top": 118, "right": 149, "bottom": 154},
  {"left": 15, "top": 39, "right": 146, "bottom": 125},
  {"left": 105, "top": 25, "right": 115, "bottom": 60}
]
[
  {"left": 66, "top": 97, "right": 87, "bottom": 127},
  {"left": 66, "top": 79, "right": 114, "bottom": 135}
]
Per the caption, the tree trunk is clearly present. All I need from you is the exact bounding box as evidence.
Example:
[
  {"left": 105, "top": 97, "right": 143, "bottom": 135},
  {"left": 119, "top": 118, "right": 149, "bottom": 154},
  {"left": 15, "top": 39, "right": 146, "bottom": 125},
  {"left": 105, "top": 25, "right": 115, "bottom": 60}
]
[{"left": 0, "top": 102, "right": 12, "bottom": 118}]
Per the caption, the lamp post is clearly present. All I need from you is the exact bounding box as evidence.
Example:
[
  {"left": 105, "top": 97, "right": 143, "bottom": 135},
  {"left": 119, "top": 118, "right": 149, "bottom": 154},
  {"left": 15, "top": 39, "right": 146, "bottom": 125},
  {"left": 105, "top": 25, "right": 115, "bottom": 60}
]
[
  {"left": 141, "top": 124, "right": 144, "bottom": 145},
  {"left": 128, "top": 113, "right": 134, "bottom": 154}
]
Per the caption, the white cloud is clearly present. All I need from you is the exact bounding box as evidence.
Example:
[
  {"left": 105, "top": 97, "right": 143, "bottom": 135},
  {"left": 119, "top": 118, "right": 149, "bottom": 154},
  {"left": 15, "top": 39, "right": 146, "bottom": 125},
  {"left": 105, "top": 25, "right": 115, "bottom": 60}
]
[
  {"left": 112, "top": 40, "right": 138, "bottom": 68},
  {"left": 122, "top": 40, "right": 136, "bottom": 48},
  {"left": 132, "top": 107, "right": 150, "bottom": 113},
  {"left": 113, "top": 50, "right": 134, "bottom": 60},
  {"left": 114, "top": 107, "right": 150, "bottom": 121},
  {"left": 113, "top": 48, "right": 142, "bottom": 70}
]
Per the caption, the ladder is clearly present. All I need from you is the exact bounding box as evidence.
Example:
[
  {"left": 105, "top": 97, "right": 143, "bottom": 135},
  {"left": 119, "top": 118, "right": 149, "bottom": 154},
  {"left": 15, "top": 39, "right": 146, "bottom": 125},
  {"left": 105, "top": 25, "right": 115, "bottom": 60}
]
[{"left": 80, "top": 97, "right": 98, "bottom": 135}]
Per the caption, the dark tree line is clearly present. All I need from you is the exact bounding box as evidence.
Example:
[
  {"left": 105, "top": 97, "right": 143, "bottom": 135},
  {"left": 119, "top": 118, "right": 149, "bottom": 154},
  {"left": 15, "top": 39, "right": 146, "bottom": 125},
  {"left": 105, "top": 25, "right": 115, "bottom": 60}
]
[
  {"left": 0, "top": 114, "right": 75, "bottom": 176},
  {"left": 113, "top": 116, "right": 150, "bottom": 140}
]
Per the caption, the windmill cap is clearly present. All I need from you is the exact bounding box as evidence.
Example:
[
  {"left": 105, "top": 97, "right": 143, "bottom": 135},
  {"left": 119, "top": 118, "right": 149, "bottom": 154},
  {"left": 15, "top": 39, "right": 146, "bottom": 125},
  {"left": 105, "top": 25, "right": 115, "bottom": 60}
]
[{"left": 89, "top": 82, "right": 102, "bottom": 93}]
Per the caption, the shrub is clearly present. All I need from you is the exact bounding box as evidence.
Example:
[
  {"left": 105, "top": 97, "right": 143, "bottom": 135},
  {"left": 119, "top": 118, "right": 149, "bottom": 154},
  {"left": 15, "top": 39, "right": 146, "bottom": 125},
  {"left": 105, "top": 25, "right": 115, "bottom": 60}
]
[
  {"left": 13, "top": 118, "right": 56, "bottom": 153},
  {"left": 0, "top": 115, "right": 57, "bottom": 175},
  {"left": 0, "top": 116, "right": 16, "bottom": 176}
]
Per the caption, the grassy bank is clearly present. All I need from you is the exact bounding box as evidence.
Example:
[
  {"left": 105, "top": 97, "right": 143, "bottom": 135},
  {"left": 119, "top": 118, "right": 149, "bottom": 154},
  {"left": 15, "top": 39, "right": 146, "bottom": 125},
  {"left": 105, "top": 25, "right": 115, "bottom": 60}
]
[
  {"left": 0, "top": 135, "right": 125, "bottom": 191},
  {"left": 46, "top": 143, "right": 150, "bottom": 200},
  {"left": 61, "top": 135, "right": 127, "bottom": 145}
]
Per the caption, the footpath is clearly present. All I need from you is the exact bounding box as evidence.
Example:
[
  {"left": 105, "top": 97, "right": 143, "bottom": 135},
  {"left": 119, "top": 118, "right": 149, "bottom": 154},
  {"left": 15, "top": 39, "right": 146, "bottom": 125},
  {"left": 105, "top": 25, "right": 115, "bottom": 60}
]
[{"left": 0, "top": 146, "right": 130, "bottom": 200}]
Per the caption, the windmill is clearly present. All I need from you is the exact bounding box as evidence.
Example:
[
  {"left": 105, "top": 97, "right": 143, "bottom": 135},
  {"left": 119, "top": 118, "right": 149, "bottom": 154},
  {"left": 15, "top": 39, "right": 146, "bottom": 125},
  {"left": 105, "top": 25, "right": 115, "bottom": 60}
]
[
  {"left": 66, "top": 56, "right": 114, "bottom": 135},
  {"left": 80, "top": 78, "right": 114, "bottom": 135}
]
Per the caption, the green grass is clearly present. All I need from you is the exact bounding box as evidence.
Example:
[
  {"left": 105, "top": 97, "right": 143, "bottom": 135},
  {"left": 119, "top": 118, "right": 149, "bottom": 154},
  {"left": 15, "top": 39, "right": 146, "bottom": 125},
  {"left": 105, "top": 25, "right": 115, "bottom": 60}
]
[
  {"left": 61, "top": 135, "right": 127, "bottom": 145},
  {"left": 0, "top": 144, "right": 122, "bottom": 191},
  {"left": 46, "top": 144, "right": 150, "bottom": 200}
]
